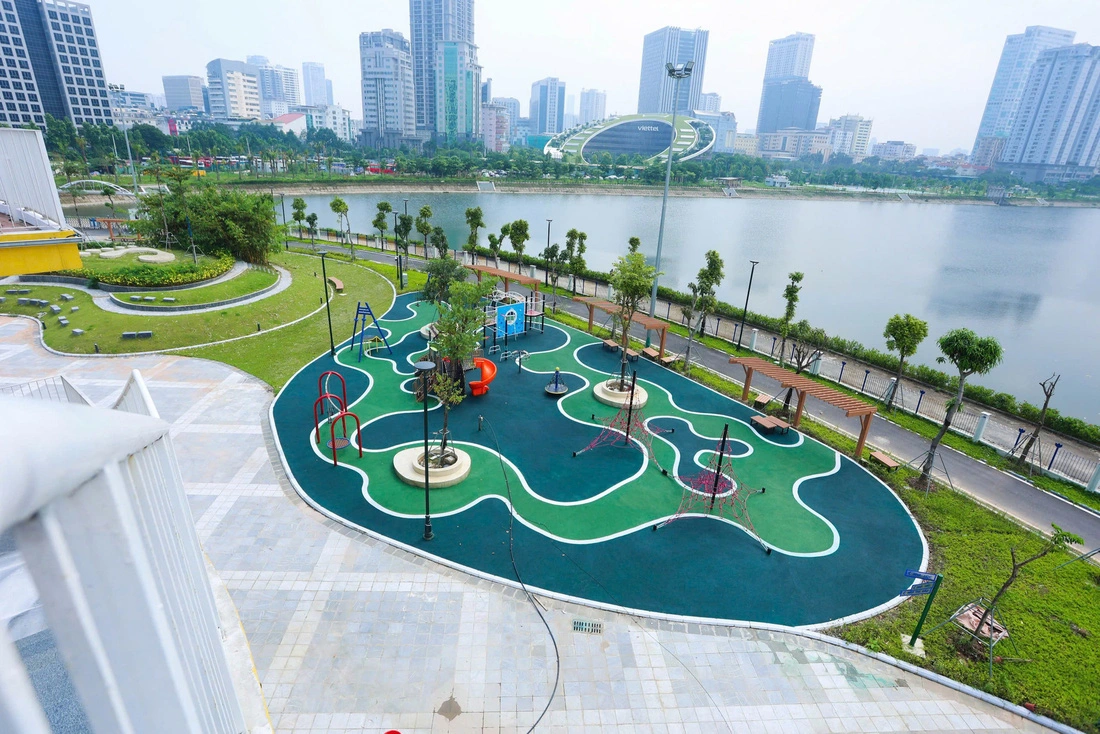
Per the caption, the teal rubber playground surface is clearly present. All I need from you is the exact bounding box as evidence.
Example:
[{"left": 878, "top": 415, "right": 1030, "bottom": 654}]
[{"left": 272, "top": 293, "right": 926, "bottom": 627}]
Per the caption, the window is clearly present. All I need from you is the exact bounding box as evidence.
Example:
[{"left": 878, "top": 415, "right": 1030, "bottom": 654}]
[
  {"left": 4, "top": 59, "right": 14, "bottom": 68},
  {"left": 67, "top": 85, "right": 75, "bottom": 94},
  {"left": 74, "top": 25, "right": 83, "bottom": 35},
  {"left": 10, "top": 79, "right": 17, "bottom": 88},
  {"left": 1, "top": 1, "right": 11, "bottom": 9},
  {"left": 4, "top": 13, "right": 14, "bottom": 23},
  {"left": 76, "top": 37, "right": 85, "bottom": 46},
  {"left": 65, "top": 34, "right": 73, "bottom": 43},
  {"left": 33, "top": 115, "right": 43, "bottom": 123},
  {"left": 0, "top": 112, "right": 5, "bottom": 120},
  {"left": 59, "top": 55, "right": 67, "bottom": 62},
  {"left": 1, "top": 92, "right": 11, "bottom": 100},
  {"left": 4, "top": 102, "right": 13, "bottom": 110},
  {"left": 14, "top": 48, "right": 23, "bottom": 58},
  {"left": 47, "top": 10, "right": 57, "bottom": 19},
  {"left": 13, "top": 91, "right": 22, "bottom": 100},
  {"left": 17, "top": 102, "right": 27, "bottom": 111},
  {"left": 83, "top": 18, "right": 91, "bottom": 26},
  {"left": 60, "top": 13, "right": 69, "bottom": 21},
  {"left": 1, "top": 48, "right": 10, "bottom": 57},
  {"left": 53, "top": 32, "right": 62, "bottom": 41},
  {"left": 0, "top": 35, "right": 7, "bottom": 43},
  {"left": 51, "top": 21, "right": 59, "bottom": 30}
]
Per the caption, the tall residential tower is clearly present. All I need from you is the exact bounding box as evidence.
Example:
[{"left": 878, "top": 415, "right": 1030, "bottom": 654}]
[
  {"left": 301, "top": 62, "right": 329, "bottom": 106},
  {"left": 206, "top": 59, "right": 260, "bottom": 120},
  {"left": 162, "top": 75, "right": 206, "bottom": 111},
  {"left": 756, "top": 32, "right": 820, "bottom": 134},
  {"left": 410, "top": 0, "right": 478, "bottom": 138},
  {"left": 359, "top": 29, "right": 416, "bottom": 145},
  {"left": 530, "top": 77, "right": 565, "bottom": 135},
  {"left": 579, "top": 88, "right": 606, "bottom": 124},
  {"left": 637, "top": 26, "right": 708, "bottom": 115}
]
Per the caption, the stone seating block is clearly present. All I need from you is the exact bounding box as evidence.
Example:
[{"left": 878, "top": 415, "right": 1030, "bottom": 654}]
[
  {"left": 130, "top": 295, "right": 142, "bottom": 301},
  {"left": 137, "top": 331, "right": 153, "bottom": 339},
  {"left": 72, "top": 329, "right": 84, "bottom": 335},
  {"left": 122, "top": 331, "right": 138, "bottom": 339}
]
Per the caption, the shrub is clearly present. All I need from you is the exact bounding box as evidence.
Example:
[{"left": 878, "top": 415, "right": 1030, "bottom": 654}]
[{"left": 56, "top": 253, "right": 234, "bottom": 287}]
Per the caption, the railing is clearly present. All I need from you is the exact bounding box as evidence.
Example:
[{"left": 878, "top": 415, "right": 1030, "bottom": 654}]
[
  {"left": 0, "top": 370, "right": 253, "bottom": 733},
  {"left": 0, "top": 374, "right": 88, "bottom": 404}
]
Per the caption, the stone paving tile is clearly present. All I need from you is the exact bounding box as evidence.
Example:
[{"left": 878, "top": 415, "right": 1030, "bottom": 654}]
[{"left": 0, "top": 316, "right": 1061, "bottom": 734}]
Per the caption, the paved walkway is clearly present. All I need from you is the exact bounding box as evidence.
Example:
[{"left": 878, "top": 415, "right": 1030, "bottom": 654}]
[{"left": 0, "top": 316, "right": 1067, "bottom": 733}]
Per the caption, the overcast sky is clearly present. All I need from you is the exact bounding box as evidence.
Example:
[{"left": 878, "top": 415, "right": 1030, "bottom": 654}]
[{"left": 92, "top": 0, "right": 1100, "bottom": 152}]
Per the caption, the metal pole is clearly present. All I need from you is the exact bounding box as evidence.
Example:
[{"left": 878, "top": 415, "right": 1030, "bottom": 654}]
[
  {"left": 415, "top": 362, "right": 435, "bottom": 541},
  {"left": 122, "top": 126, "right": 139, "bottom": 194},
  {"left": 624, "top": 371, "right": 637, "bottom": 444},
  {"left": 545, "top": 219, "right": 552, "bottom": 286},
  {"left": 320, "top": 252, "right": 335, "bottom": 356},
  {"left": 736, "top": 260, "right": 759, "bottom": 351},
  {"left": 646, "top": 73, "right": 682, "bottom": 345},
  {"left": 909, "top": 574, "right": 943, "bottom": 646},
  {"left": 710, "top": 424, "right": 729, "bottom": 512},
  {"left": 279, "top": 193, "right": 288, "bottom": 250}
]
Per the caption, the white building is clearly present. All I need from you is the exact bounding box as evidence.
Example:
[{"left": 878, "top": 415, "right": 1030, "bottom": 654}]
[
  {"left": 481, "top": 103, "right": 510, "bottom": 152},
  {"left": 291, "top": 104, "right": 355, "bottom": 143},
  {"left": 733, "top": 133, "right": 759, "bottom": 157},
  {"left": 764, "top": 32, "right": 815, "bottom": 80},
  {"left": 765, "top": 174, "right": 791, "bottom": 187},
  {"left": 247, "top": 56, "right": 302, "bottom": 118},
  {"left": 302, "top": 62, "right": 329, "bottom": 107},
  {"left": 693, "top": 110, "right": 738, "bottom": 153},
  {"left": 637, "top": 26, "right": 708, "bottom": 115},
  {"left": 162, "top": 75, "right": 206, "bottom": 111},
  {"left": 699, "top": 92, "right": 721, "bottom": 113},
  {"left": 360, "top": 29, "right": 416, "bottom": 145},
  {"left": 492, "top": 96, "right": 520, "bottom": 138},
  {"left": 870, "top": 140, "right": 917, "bottom": 161},
  {"left": 759, "top": 128, "right": 831, "bottom": 161},
  {"left": 411, "top": 0, "right": 475, "bottom": 135},
  {"left": 206, "top": 59, "right": 261, "bottom": 120},
  {"left": 579, "top": 89, "right": 606, "bottom": 125},
  {"left": 1001, "top": 43, "right": 1100, "bottom": 182},
  {"left": 530, "top": 77, "right": 565, "bottom": 134},
  {"left": 825, "top": 114, "right": 873, "bottom": 158}
]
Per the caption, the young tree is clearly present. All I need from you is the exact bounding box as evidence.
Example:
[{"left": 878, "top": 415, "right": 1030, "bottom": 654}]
[
  {"left": 1015, "top": 374, "right": 1060, "bottom": 469},
  {"left": 608, "top": 245, "right": 657, "bottom": 389},
  {"left": 464, "top": 206, "right": 485, "bottom": 250},
  {"left": 564, "top": 229, "right": 587, "bottom": 295},
  {"left": 787, "top": 320, "right": 829, "bottom": 375},
  {"left": 329, "top": 196, "right": 350, "bottom": 246},
  {"left": 539, "top": 242, "right": 569, "bottom": 312},
  {"left": 627, "top": 236, "right": 641, "bottom": 253},
  {"left": 372, "top": 201, "right": 392, "bottom": 249},
  {"left": 776, "top": 272, "right": 804, "bottom": 367},
  {"left": 919, "top": 329, "right": 1004, "bottom": 486},
  {"left": 422, "top": 255, "right": 470, "bottom": 307},
  {"left": 487, "top": 222, "right": 510, "bottom": 267},
  {"left": 430, "top": 225, "right": 449, "bottom": 257},
  {"left": 680, "top": 250, "right": 725, "bottom": 376},
  {"left": 395, "top": 213, "right": 414, "bottom": 258},
  {"left": 883, "top": 314, "right": 929, "bottom": 410},
  {"left": 415, "top": 205, "right": 433, "bottom": 254},
  {"left": 305, "top": 212, "right": 318, "bottom": 249},
  {"left": 507, "top": 219, "right": 530, "bottom": 273},
  {"left": 291, "top": 197, "right": 307, "bottom": 238},
  {"left": 434, "top": 280, "right": 493, "bottom": 397}
]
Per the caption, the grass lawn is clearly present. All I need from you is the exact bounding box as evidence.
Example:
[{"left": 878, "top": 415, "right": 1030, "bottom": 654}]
[
  {"left": 649, "top": 356, "right": 1100, "bottom": 732},
  {"left": 2, "top": 252, "right": 342, "bottom": 354},
  {"left": 73, "top": 250, "right": 225, "bottom": 275},
  {"left": 188, "top": 253, "right": 424, "bottom": 391},
  {"left": 120, "top": 267, "right": 278, "bottom": 307}
]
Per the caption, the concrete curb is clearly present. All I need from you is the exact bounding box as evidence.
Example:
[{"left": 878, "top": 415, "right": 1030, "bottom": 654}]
[{"left": 107, "top": 267, "right": 284, "bottom": 313}]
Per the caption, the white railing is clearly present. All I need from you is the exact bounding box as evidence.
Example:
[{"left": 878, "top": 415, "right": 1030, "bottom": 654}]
[{"left": 0, "top": 371, "right": 256, "bottom": 733}]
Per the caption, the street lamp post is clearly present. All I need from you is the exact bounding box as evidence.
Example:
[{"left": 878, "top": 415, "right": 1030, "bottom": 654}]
[
  {"left": 122, "top": 125, "right": 140, "bottom": 195},
  {"left": 393, "top": 211, "right": 403, "bottom": 288},
  {"left": 279, "top": 193, "right": 288, "bottom": 250},
  {"left": 320, "top": 252, "right": 335, "bottom": 357},
  {"left": 647, "top": 61, "right": 694, "bottom": 346},
  {"left": 545, "top": 219, "right": 552, "bottom": 285},
  {"left": 414, "top": 360, "right": 436, "bottom": 541},
  {"left": 736, "top": 260, "right": 760, "bottom": 351}
]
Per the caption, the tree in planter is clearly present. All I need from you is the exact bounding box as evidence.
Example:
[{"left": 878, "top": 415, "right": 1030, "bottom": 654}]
[
  {"left": 372, "top": 201, "right": 392, "bottom": 250},
  {"left": 329, "top": 196, "right": 350, "bottom": 248},
  {"left": 430, "top": 225, "right": 449, "bottom": 257},
  {"left": 422, "top": 254, "right": 470, "bottom": 307},
  {"left": 291, "top": 197, "right": 307, "bottom": 238},
  {"left": 680, "top": 249, "right": 724, "bottom": 377},
  {"left": 305, "top": 213, "right": 318, "bottom": 249},
  {"left": 1014, "top": 373, "right": 1060, "bottom": 469},
  {"left": 787, "top": 320, "right": 828, "bottom": 375},
  {"left": 882, "top": 313, "right": 929, "bottom": 410},
  {"left": 434, "top": 280, "right": 493, "bottom": 415},
  {"left": 507, "top": 219, "right": 530, "bottom": 273},
  {"left": 564, "top": 228, "right": 587, "bottom": 295},
  {"left": 487, "top": 222, "right": 509, "bottom": 267},
  {"left": 919, "top": 328, "right": 1003, "bottom": 487},
  {"left": 464, "top": 206, "right": 485, "bottom": 251},
  {"left": 776, "top": 272, "right": 804, "bottom": 367},
  {"left": 415, "top": 205, "right": 433, "bottom": 254},
  {"left": 608, "top": 245, "right": 657, "bottom": 390},
  {"left": 971, "top": 524, "right": 1081, "bottom": 646},
  {"left": 395, "top": 213, "right": 414, "bottom": 259}
]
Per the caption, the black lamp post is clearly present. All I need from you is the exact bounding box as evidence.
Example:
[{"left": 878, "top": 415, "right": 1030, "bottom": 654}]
[
  {"left": 736, "top": 260, "right": 760, "bottom": 351},
  {"left": 320, "top": 252, "right": 335, "bottom": 356},
  {"left": 414, "top": 359, "right": 436, "bottom": 541},
  {"left": 403, "top": 198, "right": 411, "bottom": 257},
  {"left": 278, "top": 192, "right": 288, "bottom": 250},
  {"left": 393, "top": 211, "right": 403, "bottom": 288},
  {"left": 545, "top": 219, "right": 552, "bottom": 285}
]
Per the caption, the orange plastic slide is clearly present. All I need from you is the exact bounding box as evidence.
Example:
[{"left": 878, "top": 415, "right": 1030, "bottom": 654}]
[{"left": 469, "top": 357, "right": 498, "bottom": 397}]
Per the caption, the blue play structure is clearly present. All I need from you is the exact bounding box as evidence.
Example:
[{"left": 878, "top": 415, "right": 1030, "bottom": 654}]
[{"left": 351, "top": 302, "right": 392, "bottom": 361}]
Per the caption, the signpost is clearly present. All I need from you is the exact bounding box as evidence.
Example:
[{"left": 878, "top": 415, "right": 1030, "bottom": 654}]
[{"left": 903, "top": 569, "right": 943, "bottom": 647}]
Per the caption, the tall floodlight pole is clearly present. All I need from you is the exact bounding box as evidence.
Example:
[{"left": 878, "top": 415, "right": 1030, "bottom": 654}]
[
  {"left": 414, "top": 360, "right": 437, "bottom": 541},
  {"left": 646, "top": 61, "right": 694, "bottom": 346},
  {"left": 736, "top": 260, "right": 760, "bottom": 351},
  {"left": 122, "top": 125, "right": 140, "bottom": 195}
]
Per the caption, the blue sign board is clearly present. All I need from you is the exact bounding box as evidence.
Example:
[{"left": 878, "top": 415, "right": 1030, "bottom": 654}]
[
  {"left": 905, "top": 569, "right": 938, "bottom": 582},
  {"left": 900, "top": 581, "right": 936, "bottom": 597},
  {"left": 497, "top": 302, "right": 526, "bottom": 337}
]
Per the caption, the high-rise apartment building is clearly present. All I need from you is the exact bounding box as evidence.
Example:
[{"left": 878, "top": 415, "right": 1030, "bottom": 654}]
[
  {"left": 435, "top": 40, "right": 480, "bottom": 139},
  {"left": 302, "top": 62, "right": 328, "bottom": 106},
  {"left": 757, "top": 32, "right": 819, "bottom": 134},
  {"left": 763, "top": 32, "right": 815, "bottom": 80},
  {"left": 491, "top": 96, "right": 519, "bottom": 137},
  {"left": 410, "top": 0, "right": 475, "bottom": 135},
  {"left": 480, "top": 78, "right": 491, "bottom": 104},
  {"left": 579, "top": 88, "right": 606, "bottom": 124},
  {"left": 481, "top": 103, "right": 509, "bottom": 152},
  {"left": 698, "top": 92, "right": 721, "bottom": 113},
  {"left": 825, "top": 114, "right": 873, "bottom": 158},
  {"left": 530, "top": 77, "right": 565, "bottom": 134},
  {"left": 972, "top": 25, "right": 1075, "bottom": 160},
  {"left": 359, "top": 29, "right": 416, "bottom": 145},
  {"left": 247, "top": 55, "right": 301, "bottom": 118},
  {"left": 871, "top": 140, "right": 917, "bottom": 161},
  {"left": 206, "top": 59, "right": 260, "bottom": 120},
  {"left": 637, "top": 26, "right": 708, "bottom": 115},
  {"left": 326, "top": 79, "right": 333, "bottom": 105},
  {"left": 1000, "top": 44, "right": 1100, "bottom": 182},
  {"left": 0, "top": 0, "right": 112, "bottom": 128},
  {"left": 162, "top": 75, "right": 205, "bottom": 111}
]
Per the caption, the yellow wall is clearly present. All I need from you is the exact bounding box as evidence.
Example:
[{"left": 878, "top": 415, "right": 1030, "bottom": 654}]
[{"left": 0, "top": 242, "right": 82, "bottom": 277}]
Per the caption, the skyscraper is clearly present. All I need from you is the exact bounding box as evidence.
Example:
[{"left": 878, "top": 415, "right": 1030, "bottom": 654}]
[
  {"left": 360, "top": 29, "right": 416, "bottom": 145},
  {"left": 162, "top": 75, "right": 205, "bottom": 111},
  {"left": 410, "top": 0, "right": 476, "bottom": 135},
  {"left": 579, "top": 88, "right": 606, "bottom": 124},
  {"left": 480, "top": 78, "right": 491, "bottom": 104},
  {"left": 530, "top": 77, "right": 565, "bottom": 134},
  {"left": 0, "top": 0, "right": 112, "bottom": 128},
  {"left": 756, "top": 32, "right": 819, "bottom": 133},
  {"left": 825, "top": 114, "right": 873, "bottom": 158},
  {"left": 206, "top": 59, "right": 261, "bottom": 120},
  {"left": 763, "top": 33, "right": 815, "bottom": 80},
  {"left": 435, "top": 40, "right": 480, "bottom": 139},
  {"left": 326, "top": 79, "right": 333, "bottom": 105},
  {"left": 1001, "top": 43, "right": 1100, "bottom": 182},
  {"left": 971, "top": 25, "right": 1075, "bottom": 160},
  {"left": 302, "top": 62, "right": 328, "bottom": 106},
  {"left": 698, "top": 92, "right": 721, "bottom": 113},
  {"left": 247, "top": 56, "right": 301, "bottom": 118},
  {"left": 637, "top": 26, "right": 708, "bottom": 115}
]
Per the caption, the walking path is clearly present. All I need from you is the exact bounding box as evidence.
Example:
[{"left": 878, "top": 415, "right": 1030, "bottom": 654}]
[{"left": 0, "top": 317, "right": 1068, "bottom": 733}]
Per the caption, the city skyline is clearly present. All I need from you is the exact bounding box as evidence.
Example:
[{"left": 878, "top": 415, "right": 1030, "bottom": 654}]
[{"left": 83, "top": 0, "right": 1100, "bottom": 151}]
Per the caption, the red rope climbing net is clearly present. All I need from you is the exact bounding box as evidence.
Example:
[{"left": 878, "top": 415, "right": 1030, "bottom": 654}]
[{"left": 572, "top": 372, "right": 672, "bottom": 475}]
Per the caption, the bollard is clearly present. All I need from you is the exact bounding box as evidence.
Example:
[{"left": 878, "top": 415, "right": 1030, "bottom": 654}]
[
  {"left": 861, "top": 370, "right": 870, "bottom": 393},
  {"left": 770, "top": 336, "right": 777, "bottom": 355},
  {"left": 1047, "top": 443, "right": 1063, "bottom": 471},
  {"left": 1013, "top": 427, "right": 1026, "bottom": 450},
  {"left": 883, "top": 378, "right": 896, "bottom": 405},
  {"left": 972, "top": 412, "right": 990, "bottom": 443},
  {"left": 838, "top": 361, "right": 847, "bottom": 384},
  {"left": 667, "top": 302, "right": 672, "bottom": 319},
  {"left": 1088, "top": 461, "right": 1100, "bottom": 493},
  {"left": 749, "top": 328, "right": 758, "bottom": 352},
  {"left": 915, "top": 389, "right": 926, "bottom": 415},
  {"left": 809, "top": 353, "right": 822, "bottom": 376},
  {"left": 715, "top": 317, "right": 722, "bottom": 337}
]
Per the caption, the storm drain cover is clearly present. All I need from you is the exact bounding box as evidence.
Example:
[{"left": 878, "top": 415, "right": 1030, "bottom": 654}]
[{"left": 572, "top": 619, "right": 603, "bottom": 634}]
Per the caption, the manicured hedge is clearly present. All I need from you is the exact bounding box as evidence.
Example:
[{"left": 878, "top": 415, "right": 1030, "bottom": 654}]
[{"left": 57, "top": 253, "right": 234, "bottom": 288}]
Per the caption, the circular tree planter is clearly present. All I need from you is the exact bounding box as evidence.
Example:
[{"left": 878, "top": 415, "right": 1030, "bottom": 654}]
[
  {"left": 419, "top": 323, "right": 439, "bottom": 340},
  {"left": 393, "top": 446, "right": 472, "bottom": 488},
  {"left": 593, "top": 378, "right": 648, "bottom": 409}
]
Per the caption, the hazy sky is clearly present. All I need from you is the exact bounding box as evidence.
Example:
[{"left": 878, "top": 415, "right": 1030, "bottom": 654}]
[{"left": 92, "top": 0, "right": 1100, "bottom": 151}]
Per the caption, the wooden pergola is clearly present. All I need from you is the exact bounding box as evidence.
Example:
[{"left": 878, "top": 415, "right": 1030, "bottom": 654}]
[
  {"left": 730, "top": 356, "right": 878, "bottom": 458},
  {"left": 465, "top": 263, "right": 540, "bottom": 293},
  {"left": 574, "top": 297, "right": 670, "bottom": 359}
]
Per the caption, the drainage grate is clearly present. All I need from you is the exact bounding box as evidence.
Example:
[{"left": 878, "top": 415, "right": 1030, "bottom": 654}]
[{"left": 572, "top": 619, "right": 603, "bottom": 635}]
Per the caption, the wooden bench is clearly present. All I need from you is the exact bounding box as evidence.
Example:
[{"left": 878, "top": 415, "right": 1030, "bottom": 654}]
[
  {"left": 625, "top": 348, "right": 640, "bottom": 362},
  {"left": 642, "top": 347, "right": 660, "bottom": 361},
  {"left": 868, "top": 451, "right": 899, "bottom": 472},
  {"left": 660, "top": 353, "right": 678, "bottom": 366},
  {"left": 327, "top": 276, "right": 344, "bottom": 292},
  {"left": 751, "top": 414, "right": 792, "bottom": 435},
  {"left": 753, "top": 394, "right": 771, "bottom": 410},
  {"left": 602, "top": 338, "right": 620, "bottom": 352}
]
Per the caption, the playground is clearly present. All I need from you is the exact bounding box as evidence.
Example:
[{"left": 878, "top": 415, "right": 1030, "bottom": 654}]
[{"left": 272, "top": 292, "right": 926, "bottom": 627}]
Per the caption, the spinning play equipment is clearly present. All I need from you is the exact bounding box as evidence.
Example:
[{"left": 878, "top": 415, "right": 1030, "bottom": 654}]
[
  {"left": 351, "top": 302, "right": 392, "bottom": 361},
  {"left": 545, "top": 368, "right": 569, "bottom": 396},
  {"left": 469, "top": 357, "right": 497, "bottom": 397}
]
